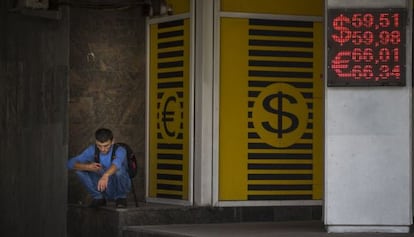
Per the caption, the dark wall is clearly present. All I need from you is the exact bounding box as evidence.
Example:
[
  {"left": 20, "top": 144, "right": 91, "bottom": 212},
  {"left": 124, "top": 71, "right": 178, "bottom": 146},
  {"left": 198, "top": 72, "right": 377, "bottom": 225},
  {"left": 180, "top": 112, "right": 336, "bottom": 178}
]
[
  {"left": 0, "top": 4, "right": 69, "bottom": 237},
  {"left": 68, "top": 6, "right": 147, "bottom": 204}
]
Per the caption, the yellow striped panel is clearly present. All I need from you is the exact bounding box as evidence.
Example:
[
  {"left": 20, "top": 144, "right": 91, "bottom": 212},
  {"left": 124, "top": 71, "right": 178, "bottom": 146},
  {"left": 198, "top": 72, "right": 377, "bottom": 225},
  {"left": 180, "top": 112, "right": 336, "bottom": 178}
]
[
  {"left": 148, "top": 18, "right": 191, "bottom": 200},
  {"left": 219, "top": 17, "right": 323, "bottom": 201}
]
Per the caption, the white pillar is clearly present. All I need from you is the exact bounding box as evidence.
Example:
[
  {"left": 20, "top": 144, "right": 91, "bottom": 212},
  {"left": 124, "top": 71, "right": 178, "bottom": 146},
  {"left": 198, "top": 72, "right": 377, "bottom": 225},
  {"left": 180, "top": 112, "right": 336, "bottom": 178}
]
[
  {"left": 324, "top": 0, "right": 412, "bottom": 232},
  {"left": 193, "top": 0, "right": 215, "bottom": 206}
]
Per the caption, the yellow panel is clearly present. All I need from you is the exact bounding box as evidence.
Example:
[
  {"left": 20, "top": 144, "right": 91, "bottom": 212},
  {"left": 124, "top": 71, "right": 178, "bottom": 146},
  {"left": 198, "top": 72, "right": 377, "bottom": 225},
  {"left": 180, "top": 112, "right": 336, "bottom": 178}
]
[
  {"left": 219, "top": 16, "right": 324, "bottom": 201},
  {"left": 166, "top": 0, "right": 190, "bottom": 14},
  {"left": 312, "top": 22, "right": 324, "bottom": 199},
  {"left": 148, "top": 18, "right": 191, "bottom": 200},
  {"left": 219, "top": 18, "right": 250, "bottom": 200},
  {"left": 221, "top": 0, "right": 324, "bottom": 16}
]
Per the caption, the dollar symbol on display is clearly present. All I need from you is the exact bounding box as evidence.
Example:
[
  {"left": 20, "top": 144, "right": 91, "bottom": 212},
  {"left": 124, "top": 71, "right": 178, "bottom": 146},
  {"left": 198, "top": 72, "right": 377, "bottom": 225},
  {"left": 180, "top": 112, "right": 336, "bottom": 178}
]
[
  {"left": 261, "top": 91, "right": 299, "bottom": 139},
  {"left": 331, "top": 14, "right": 351, "bottom": 46}
]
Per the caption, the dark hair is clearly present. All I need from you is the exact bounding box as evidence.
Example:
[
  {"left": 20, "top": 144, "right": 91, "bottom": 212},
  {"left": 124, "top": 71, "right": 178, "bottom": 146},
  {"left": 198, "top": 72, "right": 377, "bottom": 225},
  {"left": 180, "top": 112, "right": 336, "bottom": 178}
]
[{"left": 95, "top": 128, "right": 113, "bottom": 142}]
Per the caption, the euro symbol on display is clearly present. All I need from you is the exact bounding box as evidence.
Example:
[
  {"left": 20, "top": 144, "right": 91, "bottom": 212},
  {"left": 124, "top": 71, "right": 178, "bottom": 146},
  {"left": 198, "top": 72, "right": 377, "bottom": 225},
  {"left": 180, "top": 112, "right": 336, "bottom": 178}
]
[
  {"left": 261, "top": 91, "right": 299, "bottom": 139},
  {"left": 331, "top": 51, "right": 352, "bottom": 77},
  {"left": 162, "top": 96, "right": 176, "bottom": 137}
]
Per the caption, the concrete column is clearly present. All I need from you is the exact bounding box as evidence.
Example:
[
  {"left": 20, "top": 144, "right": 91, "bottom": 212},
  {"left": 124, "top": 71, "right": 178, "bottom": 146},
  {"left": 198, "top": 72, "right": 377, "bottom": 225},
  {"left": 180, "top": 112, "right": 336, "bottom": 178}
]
[
  {"left": 324, "top": 0, "right": 412, "bottom": 233},
  {"left": 193, "top": 0, "right": 215, "bottom": 206}
]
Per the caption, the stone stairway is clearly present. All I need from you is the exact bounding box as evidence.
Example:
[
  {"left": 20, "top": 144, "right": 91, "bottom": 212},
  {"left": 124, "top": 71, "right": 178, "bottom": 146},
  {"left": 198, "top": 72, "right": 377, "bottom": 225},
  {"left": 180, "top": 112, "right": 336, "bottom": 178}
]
[{"left": 67, "top": 202, "right": 322, "bottom": 237}]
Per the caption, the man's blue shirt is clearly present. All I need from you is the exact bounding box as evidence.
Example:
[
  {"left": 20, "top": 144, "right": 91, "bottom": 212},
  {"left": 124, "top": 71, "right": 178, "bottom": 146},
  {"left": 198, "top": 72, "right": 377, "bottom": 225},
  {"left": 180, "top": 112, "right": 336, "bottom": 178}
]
[{"left": 67, "top": 144, "right": 127, "bottom": 171}]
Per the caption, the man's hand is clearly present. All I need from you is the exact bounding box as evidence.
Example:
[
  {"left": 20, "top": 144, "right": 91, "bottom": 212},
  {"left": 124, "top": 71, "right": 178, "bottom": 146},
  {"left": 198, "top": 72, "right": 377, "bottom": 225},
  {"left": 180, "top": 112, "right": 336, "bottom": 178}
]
[
  {"left": 97, "top": 174, "right": 109, "bottom": 192},
  {"left": 88, "top": 162, "right": 102, "bottom": 172},
  {"left": 96, "top": 164, "right": 117, "bottom": 192}
]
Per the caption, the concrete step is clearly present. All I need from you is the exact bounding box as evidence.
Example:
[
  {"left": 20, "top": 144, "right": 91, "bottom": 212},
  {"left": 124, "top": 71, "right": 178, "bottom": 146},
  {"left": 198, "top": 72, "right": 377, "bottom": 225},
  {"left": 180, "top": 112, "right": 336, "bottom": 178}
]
[
  {"left": 122, "top": 221, "right": 414, "bottom": 237},
  {"left": 122, "top": 221, "right": 325, "bottom": 237},
  {"left": 67, "top": 202, "right": 322, "bottom": 237}
]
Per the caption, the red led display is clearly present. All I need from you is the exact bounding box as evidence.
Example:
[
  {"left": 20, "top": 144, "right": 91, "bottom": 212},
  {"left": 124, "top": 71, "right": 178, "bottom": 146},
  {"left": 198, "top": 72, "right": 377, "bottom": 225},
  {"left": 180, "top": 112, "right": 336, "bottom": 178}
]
[{"left": 328, "top": 8, "right": 406, "bottom": 86}]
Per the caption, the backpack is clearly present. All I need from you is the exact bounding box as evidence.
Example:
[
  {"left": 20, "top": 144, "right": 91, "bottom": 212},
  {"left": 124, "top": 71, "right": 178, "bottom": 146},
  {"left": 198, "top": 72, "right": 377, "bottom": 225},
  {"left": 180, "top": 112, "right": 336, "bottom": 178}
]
[{"left": 94, "top": 142, "right": 137, "bottom": 178}]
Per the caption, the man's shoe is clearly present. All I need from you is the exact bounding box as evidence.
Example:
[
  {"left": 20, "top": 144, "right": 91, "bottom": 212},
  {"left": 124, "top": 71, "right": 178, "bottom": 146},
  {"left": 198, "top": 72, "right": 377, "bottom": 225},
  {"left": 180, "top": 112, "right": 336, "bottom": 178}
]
[
  {"left": 115, "top": 198, "right": 127, "bottom": 208},
  {"left": 89, "top": 198, "right": 106, "bottom": 208}
]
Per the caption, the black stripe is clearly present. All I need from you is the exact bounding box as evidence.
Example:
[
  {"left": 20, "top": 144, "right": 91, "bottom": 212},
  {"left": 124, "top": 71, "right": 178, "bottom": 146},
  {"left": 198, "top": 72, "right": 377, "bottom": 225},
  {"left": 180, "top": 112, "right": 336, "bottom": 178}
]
[
  {"left": 248, "top": 194, "right": 312, "bottom": 200},
  {"left": 248, "top": 174, "right": 312, "bottom": 180},
  {"left": 301, "top": 133, "right": 313, "bottom": 139},
  {"left": 176, "top": 91, "right": 184, "bottom": 98},
  {"left": 249, "top": 29, "right": 313, "bottom": 38},
  {"left": 249, "top": 50, "right": 313, "bottom": 58},
  {"left": 301, "top": 92, "right": 313, "bottom": 98},
  {"left": 158, "top": 40, "right": 184, "bottom": 49},
  {"left": 248, "top": 132, "right": 260, "bottom": 139},
  {"left": 158, "top": 61, "right": 184, "bottom": 68},
  {"left": 157, "top": 132, "right": 163, "bottom": 139},
  {"left": 248, "top": 163, "right": 312, "bottom": 170},
  {"left": 157, "top": 81, "right": 183, "bottom": 89},
  {"left": 158, "top": 20, "right": 184, "bottom": 29},
  {"left": 157, "top": 143, "right": 183, "bottom": 150},
  {"left": 248, "top": 81, "right": 313, "bottom": 88},
  {"left": 248, "top": 91, "right": 260, "bottom": 97},
  {"left": 249, "top": 39, "right": 313, "bottom": 48},
  {"left": 247, "top": 141, "right": 313, "bottom": 150},
  {"left": 157, "top": 163, "right": 183, "bottom": 170},
  {"left": 249, "top": 19, "right": 313, "bottom": 28},
  {"left": 158, "top": 30, "right": 184, "bottom": 39},
  {"left": 157, "top": 173, "right": 183, "bottom": 180},
  {"left": 157, "top": 193, "right": 183, "bottom": 199},
  {"left": 249, "top": 60, "right": 313, "bottom": 68},
  {"left": 292, "top": 82, "right": 313, "bottom": 88},
  {"left": 158, "top": 71, "right": 183, "bottom": 78},
  {"left": 157, "top": 153, "right": 183, "bottom": 160},
  {"left": 248, "top": 153, "right": 312, "bottom": 159},
  {"left": 158, "top": 50, "right": 184, "bottom": 58},
  {"left": 157, "top": 184, "right": 183, "bottom": 191},
  {"left": 248, "top": 184, "right": 312, "bottom": 190},
  {"left": 248, "top": 101, "right": 255, "bottom": 108},
  {"left": 307, "top": 123, "right": 313, "bottom": 129},
  {"left": 248, "top": 81, "right": 273, "bottom": 87},
  {"left": 249, "top": 70, "right": 313, "bottom": 78}
]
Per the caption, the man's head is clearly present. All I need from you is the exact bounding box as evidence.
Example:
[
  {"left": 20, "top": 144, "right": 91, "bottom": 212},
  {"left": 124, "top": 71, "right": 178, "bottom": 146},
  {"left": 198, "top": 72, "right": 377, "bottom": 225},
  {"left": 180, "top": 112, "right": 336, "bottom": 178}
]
[{"left": 95, "top": 128, "right": 114, "bottom": 154}]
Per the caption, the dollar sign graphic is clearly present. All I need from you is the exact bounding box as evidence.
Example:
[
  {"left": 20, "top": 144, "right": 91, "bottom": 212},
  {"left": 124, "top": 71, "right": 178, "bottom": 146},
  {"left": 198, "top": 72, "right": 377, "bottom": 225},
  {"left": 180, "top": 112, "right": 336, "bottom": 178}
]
[
  {"left": 261, "top": 91, "right": 299, "bottom": 139},
  {"left": 332, "top": 14, "right": 351, "bottom": 46}
]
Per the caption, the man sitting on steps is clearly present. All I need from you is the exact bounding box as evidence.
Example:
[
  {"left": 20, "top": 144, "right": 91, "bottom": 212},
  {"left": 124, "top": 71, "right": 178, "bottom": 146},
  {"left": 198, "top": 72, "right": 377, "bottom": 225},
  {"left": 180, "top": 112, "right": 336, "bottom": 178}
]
[{"left": 67, "top": 128, "right": 131, "bottom": 208}]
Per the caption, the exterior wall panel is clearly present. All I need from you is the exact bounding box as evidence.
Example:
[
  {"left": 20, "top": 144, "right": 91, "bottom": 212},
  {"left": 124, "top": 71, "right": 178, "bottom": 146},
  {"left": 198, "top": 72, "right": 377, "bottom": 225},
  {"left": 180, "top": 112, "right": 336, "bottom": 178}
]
[
  {"left": 219, "top": 16, "right": 323, "bottom": 202},
  {"left": 149, "top": 18, "right": 191, "bottom": 201}
]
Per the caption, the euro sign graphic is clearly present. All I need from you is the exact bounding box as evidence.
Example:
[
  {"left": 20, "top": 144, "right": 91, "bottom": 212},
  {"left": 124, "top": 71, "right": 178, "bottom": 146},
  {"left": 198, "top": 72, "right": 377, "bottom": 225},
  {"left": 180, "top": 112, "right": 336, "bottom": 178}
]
[
  {"left": 162, "top": 96, "right": 177, "bottom": 137},
  {"left": 157, "top": 91, "right": 184, "bottom": 139},
  {"left": 262, "top": 91, "right": 299, "bottom": 139}
]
